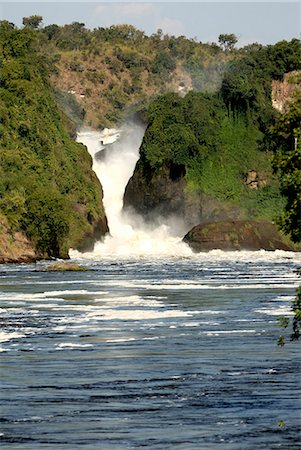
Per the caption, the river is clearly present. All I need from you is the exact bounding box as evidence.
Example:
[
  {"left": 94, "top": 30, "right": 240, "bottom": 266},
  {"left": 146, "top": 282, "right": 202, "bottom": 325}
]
[
  {"left": 1, "top": 252, "right": 300, "bottom": 449},
  {"left": 1, "top": 126, "right": 300, "bottom": 449}
]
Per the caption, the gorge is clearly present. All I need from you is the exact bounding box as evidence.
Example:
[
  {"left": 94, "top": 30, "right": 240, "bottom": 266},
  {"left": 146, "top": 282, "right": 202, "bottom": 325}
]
[
  {"left": 0, "top": 21, "right": 300, "bottom": 261},
  {"left": 72, "top": 123, "right": 192, "bottom": 259},
  {"left": 1, "top": 18, "right": 301, "bottom": 450}
]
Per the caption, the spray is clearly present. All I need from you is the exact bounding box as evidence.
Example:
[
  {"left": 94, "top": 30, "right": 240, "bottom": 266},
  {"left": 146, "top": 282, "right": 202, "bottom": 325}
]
[{"left": 71, "top": 122, "right": 192, "bottom": 259}]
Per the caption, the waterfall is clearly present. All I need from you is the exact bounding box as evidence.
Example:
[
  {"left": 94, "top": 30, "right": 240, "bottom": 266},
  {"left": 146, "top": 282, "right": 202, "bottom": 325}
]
[{"left": 70, "top": 122, "right": 192, "bottom": 259}]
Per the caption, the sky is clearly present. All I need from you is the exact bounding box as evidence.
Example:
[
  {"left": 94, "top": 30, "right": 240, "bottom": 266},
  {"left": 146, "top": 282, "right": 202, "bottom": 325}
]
[{"left": 0, "top": 1, "right": 300, "bottom": 47}]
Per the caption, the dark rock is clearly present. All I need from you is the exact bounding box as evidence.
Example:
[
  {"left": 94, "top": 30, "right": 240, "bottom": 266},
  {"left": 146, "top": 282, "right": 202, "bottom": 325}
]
[
  {"left": 124, "top": 162, "right": 242, "bottom": 230},
  {"left": 183, "top": 220, "right": 296, "bottom": 252},
  {"left": 75, "top": 215, "right": 109, "bottom": 253}
]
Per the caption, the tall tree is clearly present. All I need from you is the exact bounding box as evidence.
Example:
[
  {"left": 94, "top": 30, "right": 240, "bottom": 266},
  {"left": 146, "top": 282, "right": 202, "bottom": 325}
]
[
  {"left": 218, "top": 33, "right": 238, "bottom": 51},
  {"left": 22, "top": 15, "right": 43, "bottom": 29}
]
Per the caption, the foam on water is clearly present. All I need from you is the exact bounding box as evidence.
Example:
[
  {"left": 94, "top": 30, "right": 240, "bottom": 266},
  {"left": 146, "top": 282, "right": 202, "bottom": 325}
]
[
  {"left": 0, "top": 331, "right": 26, "bottom": 343},
  {"left": 73, "top": 125, "right": 194, "bottom": 259},
  {"left": 73, "top": 126, "right": 301, "bottom": 262},
  {"left": 255, "top": 306, "right": 294, "bottom": 316},
  {"left": 56, "top": 343, "right": 94, "bottom": 349},
  {"left": 84, "top": 308, "right": 194, "bottom": 321}
]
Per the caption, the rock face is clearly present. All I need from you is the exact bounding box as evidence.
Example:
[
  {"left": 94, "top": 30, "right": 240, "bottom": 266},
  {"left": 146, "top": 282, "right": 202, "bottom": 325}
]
[
  {"left": 183, "top": 220, "right": 295, "bottom": 252},
  {"left": 124, "top": 162, "right": 242, "bottom": 230},
  {"left": 272, "top": 71, "right": 301, "bottom": 113},
  {"left": 0, "top": 216, "right": 42, "bottom": 263},
  {"left": 75, "top": 217, "right": 108, "bottom": 254},
  {"left": 124, "top": 163, "right": 194, "bottom": 226}
]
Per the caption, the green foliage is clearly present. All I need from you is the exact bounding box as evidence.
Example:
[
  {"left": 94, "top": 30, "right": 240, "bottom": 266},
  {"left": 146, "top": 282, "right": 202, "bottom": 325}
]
[
  {"left": 291, "top": 284, "right": 301, "bottom": 341},
  {"left": 221, "top": 39, "right": 301, "bottom": 129},
  {"left": 218, "top": 33, "right": 238, "bottom": 52},
  {"left": 23, "top": 189, "right": 71, "bottom": 257},
  {"left": 273, "top": 93, "right": 301, "bottom": 344},
  {"left": 278, "top": 272, "right": 301, "bottom": 346},
  {"left": 0, "top": 23, "right": 105, "bottom": 257},
  {"left": 22, "top": 15, "right": 43, "bottom": 30},
  {"left": 0, "top": 189, "right": 26, "bottom": 230},
  {"left": 151, "top": 51, "right": 176, "bottom": 74},
  {"left": 272, "top": 96, "right": 301, "bottom": 243},
  {"left": 140, "top": 90, "right": 285, "bottom": 221}
]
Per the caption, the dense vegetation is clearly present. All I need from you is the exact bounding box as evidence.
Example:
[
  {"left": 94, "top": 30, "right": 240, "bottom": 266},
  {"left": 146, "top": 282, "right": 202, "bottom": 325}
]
[
  {"left": 0, "top": 21, "right": 107, "bottom": 258},
  {"left": 272, "top": 83, "right": 301, "bottom": 345},
  {"left": 137, "top": 94, "right": 277, "bottom": 222},
  {"left": 0, "top": 17, "right": 300, "bottom": 261},
  {"left": 271, "top": 93, "right": 301, "bottom": 243},
  {"left": 38, "top": 22, "right": 233, "bottom": 127},
  {"left": 135, "top": 38, "right": 301, "bottom": 223}
]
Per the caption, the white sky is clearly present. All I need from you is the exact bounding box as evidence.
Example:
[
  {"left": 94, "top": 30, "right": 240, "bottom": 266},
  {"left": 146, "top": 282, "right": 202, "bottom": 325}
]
[{"left": 0, "top": 1, "right": 300, "bottom": 46}]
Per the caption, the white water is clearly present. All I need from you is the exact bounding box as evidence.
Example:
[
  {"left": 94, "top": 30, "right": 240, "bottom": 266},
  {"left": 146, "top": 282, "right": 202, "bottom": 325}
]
[
  {"left": 70, "top": 125, "right": 301, "bottom": 263},
  {"left": 72, "top": 124, "right": 192, "bottom": 258}
]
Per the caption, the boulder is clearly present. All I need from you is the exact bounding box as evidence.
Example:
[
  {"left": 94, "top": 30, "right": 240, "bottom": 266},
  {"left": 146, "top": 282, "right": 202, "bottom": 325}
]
[
  {"left": 43, "top": 262, "right": 89, "bottom": 272},
  {"left": 183, "top": 220, "right": 296, "bottom": 252}
]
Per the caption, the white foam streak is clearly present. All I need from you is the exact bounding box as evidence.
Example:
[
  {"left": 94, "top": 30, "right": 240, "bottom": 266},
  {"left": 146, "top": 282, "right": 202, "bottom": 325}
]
[
  {"left": 0, "top": 331, "right": 25, "bottom": 343},
  {"left": 56, "top": 343, "right": 93, "bottom": 349},
  {"left": 255, "top": 306, "right": 294, "bottom": 316},
  {"left": 85, "top": 308, "right": 193, "bottom": 321}
]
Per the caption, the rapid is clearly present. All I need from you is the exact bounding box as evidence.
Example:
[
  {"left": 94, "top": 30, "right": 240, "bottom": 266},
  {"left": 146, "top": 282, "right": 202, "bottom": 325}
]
[{"left": 1, "top": 124, "right": 300, "bottom": 449}]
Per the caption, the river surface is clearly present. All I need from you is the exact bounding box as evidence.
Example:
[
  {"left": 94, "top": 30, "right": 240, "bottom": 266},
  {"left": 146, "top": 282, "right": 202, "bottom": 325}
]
[{"left": 1, "top": 251, "right": 300, "bottom": 449}]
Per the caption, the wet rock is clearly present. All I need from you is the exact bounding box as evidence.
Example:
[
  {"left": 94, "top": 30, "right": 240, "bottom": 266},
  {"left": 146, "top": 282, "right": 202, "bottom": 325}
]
[
  {"left": 43, "top": 262, "right": 89, "bottom": 272},
  {"left": 183, "top": 220, "right": 296, "bottom": 252},
  {"left": 123, "top": 163, "right": 242, "bottom": 231}
]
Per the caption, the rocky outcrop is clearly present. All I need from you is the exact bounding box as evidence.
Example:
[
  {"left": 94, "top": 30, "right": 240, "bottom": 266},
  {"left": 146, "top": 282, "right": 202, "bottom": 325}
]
[
  {"left": 75, "top": 213, "right": 109, "bottom": 253},
  {"left": 183, "top": 220, "right": 295, "bottom": 252},
  {"left": 124, "top": 162, "right": 243, "bottom": 230},
  {"left": 272, "top": 71, "right": 301, "bottom": 114},
  {"left": 245, "top": 170, "right": 268, "bottom": 190},
  {"left": 0, "top": 216, "right": 42, "bottom": 263},
  {"left": 42, "top": 262, "right": 88, "bottom": 272}
]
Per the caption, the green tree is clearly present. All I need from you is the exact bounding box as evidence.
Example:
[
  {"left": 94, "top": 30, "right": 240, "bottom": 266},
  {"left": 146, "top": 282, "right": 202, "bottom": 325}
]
[
  {"left": 43, "top": 24, "right": 60, "bottom": 40},
  {"left": 22, "top": 15, "right": 43, "bottom": 29},
  {"left": 23, "top": 189, "right": 71, "bottom": 258},
  {"left": 218, "top": 33, "right": 238, "bottom": 51},
  {"left": 273, "top": 95, "right": 301, "bottom": 345},
  {"left": 272, "top": 96, "right": 301, "bottom": 243},
  {"left": 0, "top": 23, "right": 107, "bottom": 260}
]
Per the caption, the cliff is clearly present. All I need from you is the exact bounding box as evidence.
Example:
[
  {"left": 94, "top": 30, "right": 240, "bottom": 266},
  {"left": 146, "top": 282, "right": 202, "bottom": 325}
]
[
  {"left": 272, "top": 71, "right": 301, "bottom": 113},
  {"left": 123, "top": 91, "right": 284, "bottom": 230},
  {"left": 0, "top": 23, "right": 108, "bottom": 262},
  {"left": 124, "top": 42, "right": 301, "bottom": 245}
]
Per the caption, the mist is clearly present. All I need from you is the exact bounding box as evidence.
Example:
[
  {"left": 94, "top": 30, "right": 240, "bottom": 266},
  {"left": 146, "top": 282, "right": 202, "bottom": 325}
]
[{"left": 72, "top": 121, "right": 192, "bottom": 259}]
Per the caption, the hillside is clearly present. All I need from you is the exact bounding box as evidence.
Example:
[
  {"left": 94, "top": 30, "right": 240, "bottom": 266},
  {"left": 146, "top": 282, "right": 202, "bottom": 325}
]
[
  {"left": 123, "top": 91, "right": 283, "bottom": 228},
  {"left": 40, "top": 23, "right": 232, "bottom": 128},
  {"left": 0, "top": 22, "right": 108, "bottom": 262},
  {"left": 124, "top": 39, "right": 301, "bottom": 244},
  {"left": 0, "top": 18, "right": 300, "bottom": 260}
]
